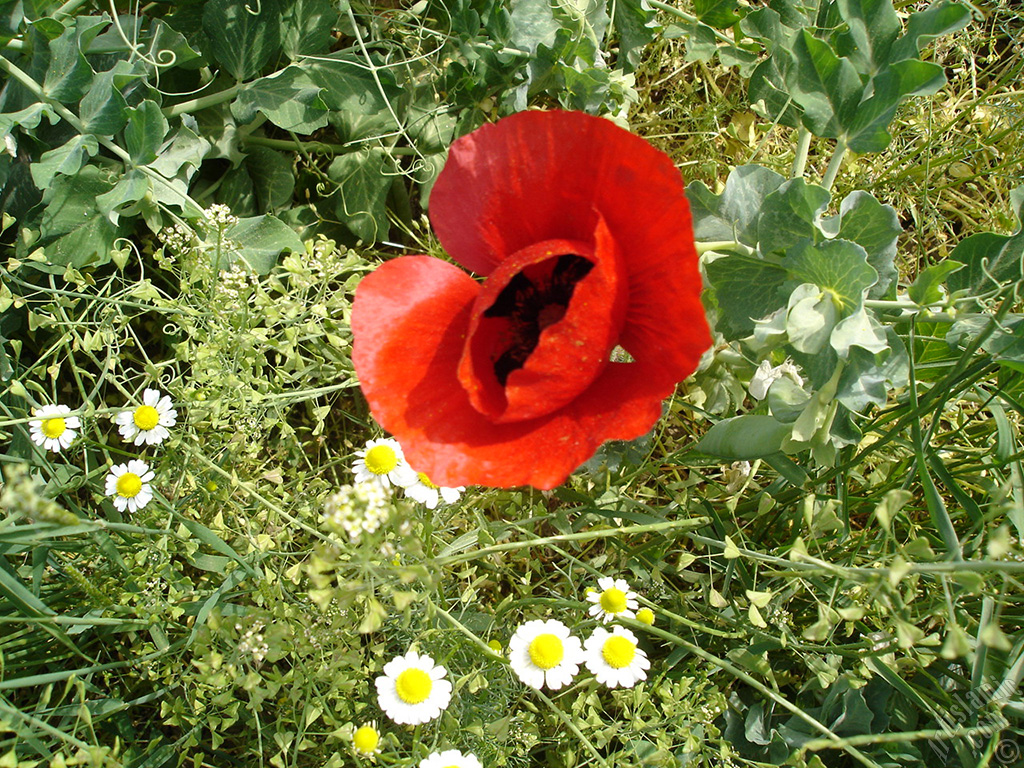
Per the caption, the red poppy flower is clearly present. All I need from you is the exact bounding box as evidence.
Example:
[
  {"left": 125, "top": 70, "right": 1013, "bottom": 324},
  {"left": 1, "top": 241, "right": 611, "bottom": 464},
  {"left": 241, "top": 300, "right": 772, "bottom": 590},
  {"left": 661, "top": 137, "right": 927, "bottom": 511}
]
[{"left": 351, "top": 110, "right": 710, "bottom": 490}]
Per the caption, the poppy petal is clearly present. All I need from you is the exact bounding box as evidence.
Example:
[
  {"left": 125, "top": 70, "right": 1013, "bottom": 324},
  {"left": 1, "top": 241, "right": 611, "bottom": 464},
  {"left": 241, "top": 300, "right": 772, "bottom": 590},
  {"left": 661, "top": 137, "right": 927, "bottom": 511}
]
[
  {"left": 352, "top": 255, "right": 667, "bottom": 489},
  {"left": 430, "top": 109, "right": 709, "bottom": 387},
  {"left": 456, "top": 213, "right": 627, "bottom": 423}
]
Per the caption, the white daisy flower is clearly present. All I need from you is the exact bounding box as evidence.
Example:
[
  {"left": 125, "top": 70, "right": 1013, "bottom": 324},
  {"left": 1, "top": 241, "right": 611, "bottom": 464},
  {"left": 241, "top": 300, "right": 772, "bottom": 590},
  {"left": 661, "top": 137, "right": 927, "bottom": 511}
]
[
  {"left": 404, "top": 472, "right": 464, "bottom": 509},
  {"left": 352, "top": 721, "right": 382, "bottom": 758},
  {"left": 29, "top": 404, "right": 81, "bottom": 453},
  {"left": 508, "top": 619, "right": 584, "bottom": 691},
  {"left": 419, "top": 750, "right": 482, "bottom": 768},
  {"left": 587, "top": 576, "right": 639, "bottom": 623},
  {"left": 353, "top": 438, "right": 419, "bottom": 488},
  {"left": 104, "top": 459, "right": 155, "bottom": 513},
  {"left": 375, "top": 649, "right": 452, "bottom": 725},
  {"left": 116, "top": 388, "right": 177, "bottom": 446},
  {"left": 583, "top": 626, "right": 650, "bottom": 689}
]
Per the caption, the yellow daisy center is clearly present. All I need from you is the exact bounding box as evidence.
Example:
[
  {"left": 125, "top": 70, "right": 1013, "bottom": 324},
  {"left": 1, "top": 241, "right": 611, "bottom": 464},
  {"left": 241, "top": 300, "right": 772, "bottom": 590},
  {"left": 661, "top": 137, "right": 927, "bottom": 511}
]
[
  {"left": 133, "top": 405, "right": 160, "bottom": 431},
  {"left": 602, "top": 635, "right": 636, "bottom": 669},
  {"left": 394, "top": 667, "right": 432, "bottom": 704},
  {"left": 528, "top": 633, "right": 564, "bottom": 670},
  {"left": 364, "top": 445, "right": 398, "bottom": 475},
  {"left": 116, "top": 472, "right": 143, "bottom": 499},
  {"left": 352, "top": 725, "right": 380, "bottom": 754},
  {"left": 41, "top": 417, "right": 66, "bottom": 439},
  {"left": 600, "top": 587, "right": 628, "bottom": 614},
  {"left": 417, "top": 472, "right": 438, "bottom": 489},
  {"left": 636, "top": 608, "right": 655, "bottom": 626}
]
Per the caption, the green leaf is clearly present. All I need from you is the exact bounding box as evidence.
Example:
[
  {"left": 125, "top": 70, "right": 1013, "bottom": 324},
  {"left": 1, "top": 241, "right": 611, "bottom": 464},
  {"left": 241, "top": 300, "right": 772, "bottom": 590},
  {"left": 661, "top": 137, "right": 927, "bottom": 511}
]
[
  {"left": 612, "top": 0, "right": 657, "bottom": 70},
  {"left": 747, "top": 55, "right": 803, "bottom": 128},
  {"left": 281, "top": 0, "right": 339, "bottom": 59},
  {"left": 833, "top": 0, "right": 901, "bottom": 74},
  {"left": 889, "top": 0, "right": 972, "bottom": 63},
  {"left": 30, "top": 134, "right": 99, "bottom": 188},
  {"left": 41, "top": 15, "right": 109, "bottom": 103},
  {"left": 328, "top": 147, "right": 394, "bottom": 242},
  {"left": 202, "top": 0, "right": 283, "bottom": 81},
  {"left": 124, "top": 100, "right": 168, "bottom": 165},
  {"left": 826, "top": 190, "right": 902, "bottom": 297},
  {"left": 908, "top": 260, "right": 964, "bottom": 306},
  {"left": 36, "top": 165, "right": 127, "bottom": 268},
  {"left": 687, "top": 164, "right": 786, "bottom": 246},
  {"left": 947, "top": 186, "right": 1024, "bottom": 295},
  {"left": 509, "top": 0, "right": 562, "bottom": 57},
  {"left": 845, "top": 59, "right": 946, "bottom": 152},
  {"left": 78, "top": 67, "right": 129, "bottom": 135},
  {"left": 245, "top": 146, "right": 294, "bottom": 212},
  {"left": 756, "top": 178, "right": 831, "bottom": 256},
  {"left": 95, "top": 169, "right": 151, "bottom": 223},
  {"left": 787, "top": 29, "right": 864, "bottom": 139},
  {"left": 224, "top": 214, "right": 304, "bottom": 274},
  {"left": 231, "top": 65, "right": 329, "bottom": 134},
  {"left": 694, "top": 0, "right": 740, "bottom": 28},
  {"left": 948, "top": 315, "right": 1024, "bottom": 373},
  {"left": 697, "top": 415, "right": 792, "bottom": 460},
  {"left": 149, "top": 115, "right": 211, "bottom": 181},
  {"left": 705, "top": 254, "right": 789, "bottom": 340},
  {"left": 306, "top": 55, "right": 401, "bottom": 141},
  {"left": 666, "top": 22, "right": 717, "bottom": 64},
  {"left": 785, "top": 239, "right": 879, "bottom": 313}
]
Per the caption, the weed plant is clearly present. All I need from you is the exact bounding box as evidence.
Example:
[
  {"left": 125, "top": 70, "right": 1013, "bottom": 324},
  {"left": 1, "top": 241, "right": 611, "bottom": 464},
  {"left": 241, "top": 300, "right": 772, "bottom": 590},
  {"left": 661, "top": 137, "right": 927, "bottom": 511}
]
[{"left": 1, "top": 1, "right": 1023, "bottom": 767}]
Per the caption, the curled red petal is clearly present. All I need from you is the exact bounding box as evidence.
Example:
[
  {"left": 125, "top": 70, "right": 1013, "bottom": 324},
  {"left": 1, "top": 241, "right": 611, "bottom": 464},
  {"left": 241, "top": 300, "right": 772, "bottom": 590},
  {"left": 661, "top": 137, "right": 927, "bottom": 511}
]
[
  {"left": 430, "top": 110, "right": 710, "bottom": 389},
  {"left": 457, "top": 214, "right": 627, "bottom": 423},
  {"left": 351, "top": 256, "right": 665, "bottom": 490}
]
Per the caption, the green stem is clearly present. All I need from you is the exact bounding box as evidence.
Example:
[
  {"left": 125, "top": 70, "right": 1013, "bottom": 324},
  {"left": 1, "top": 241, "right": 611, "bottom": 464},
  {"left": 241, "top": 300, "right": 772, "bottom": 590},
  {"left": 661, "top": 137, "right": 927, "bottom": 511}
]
[
  {"left": 821, "top": 138, "right": 847, "bottom": 191},
  {"left": 243, "top": 134, "right": 419, "bottom": 156},
  {"left": 162, "top": 83, "right": 243, "bottom": 119},
  {"left": 645, "top": 0, "right": 737, "bottom": 46},
  {"left": 435, "top": 517, "right": 710, "bottom": 566},
  {"left": 696, "top": 240, "right": 756, "bottom": 256},
  {"left": 792, "top": 127, "right": 812, "bottom": 178}
]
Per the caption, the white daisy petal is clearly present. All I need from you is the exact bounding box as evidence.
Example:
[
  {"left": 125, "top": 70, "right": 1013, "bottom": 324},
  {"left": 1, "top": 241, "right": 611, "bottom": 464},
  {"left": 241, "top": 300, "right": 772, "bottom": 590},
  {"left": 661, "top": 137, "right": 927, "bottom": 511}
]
[
  {"left": 353, "top": 438, "right": 420, "bottom": 489},
  {"left": 117, "top": 389, "right": 177, "bottom": 447},
  {"left": 587, "top": 576, "right": 641, "bottom": 623},
  {"left": 583, "top": 626, "right": 649, "bottom": 689},
  {"left": 28, "top": 404, "right": 80, "bottom": 453},
  {"left": 375, "top": 649, "right": 451, "bottom": 725},
  {"left": 507, "top": 619, "right": 584, "bottom": 691},
  {"left": 419, "top": 749, "right": 482, "bottom": 768},
  {"left": 105, "top": 460, "right": 155, "bottom": 513}
]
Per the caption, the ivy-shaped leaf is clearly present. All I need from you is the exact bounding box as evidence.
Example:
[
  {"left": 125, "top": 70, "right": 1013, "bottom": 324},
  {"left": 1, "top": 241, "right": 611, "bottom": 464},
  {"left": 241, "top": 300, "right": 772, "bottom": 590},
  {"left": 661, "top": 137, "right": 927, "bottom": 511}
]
[
  {"left": 784, "top": 239, "right": 879, "bottom": 313},
  {"left": 687, "top": 164, "right": 786, "bottom": 246},
  {"left": 231, "top": 65, "right": 329, "bottom": 134},
  {"left": 947, "top": 186, "right": 1023, "bottom": 295},
  {"left": 202, "top": 0, "right": 283, "bottom": 81}
]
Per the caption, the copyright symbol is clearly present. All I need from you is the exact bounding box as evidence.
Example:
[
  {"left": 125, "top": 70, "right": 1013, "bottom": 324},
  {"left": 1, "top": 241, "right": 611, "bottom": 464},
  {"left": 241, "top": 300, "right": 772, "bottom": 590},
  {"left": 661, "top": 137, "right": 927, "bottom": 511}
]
[{"left": 996, "top": 737, "right": 1021, "bottom": 765}]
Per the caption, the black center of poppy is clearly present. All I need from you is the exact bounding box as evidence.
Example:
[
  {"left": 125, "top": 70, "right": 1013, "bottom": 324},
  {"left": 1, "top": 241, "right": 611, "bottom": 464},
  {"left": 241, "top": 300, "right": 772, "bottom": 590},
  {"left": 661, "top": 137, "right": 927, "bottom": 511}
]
[{"left": 482, "top": 253, "right": 594, "bottom": 386}]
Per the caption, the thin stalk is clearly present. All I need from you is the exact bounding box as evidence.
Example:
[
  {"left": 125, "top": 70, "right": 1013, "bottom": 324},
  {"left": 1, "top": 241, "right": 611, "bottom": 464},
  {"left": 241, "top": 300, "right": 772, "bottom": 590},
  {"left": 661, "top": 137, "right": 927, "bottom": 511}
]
[
  {"left": 162, "top": 83, "right": 243, "bottom": 118},
  {"left": 696, "top": 240, "right": 756, "bottom": 256},
  {"left": 645, "top": 0, "right": 737, "bottom": 46},
  {"left": 243, "top": 134, "right": 419, "bottom": 156},
  {"left": 435, "top": 517, "right": 710, "bottom": 566},
  {"left": 792, "top": 127, "right": 812, "bottom": 178},
  {"left": 821, "top": 138, "right": 847, "bottom": 191}
]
